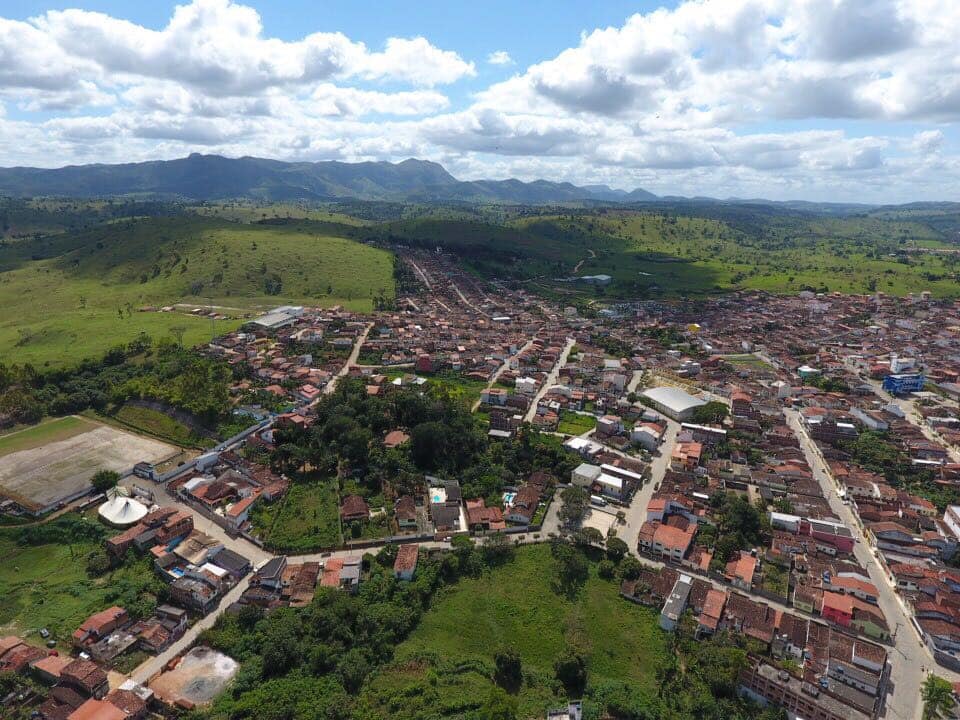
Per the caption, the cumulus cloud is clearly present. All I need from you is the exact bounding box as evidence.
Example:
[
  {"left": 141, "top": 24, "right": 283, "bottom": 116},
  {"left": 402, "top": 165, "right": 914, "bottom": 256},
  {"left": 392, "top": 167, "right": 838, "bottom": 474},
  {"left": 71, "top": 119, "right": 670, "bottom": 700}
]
[
  {"left": 0, "top": 0, "right": 957, "bottom": 201},
  {"left": 487, "top": 50, "right": 512, "bottom": 66}
]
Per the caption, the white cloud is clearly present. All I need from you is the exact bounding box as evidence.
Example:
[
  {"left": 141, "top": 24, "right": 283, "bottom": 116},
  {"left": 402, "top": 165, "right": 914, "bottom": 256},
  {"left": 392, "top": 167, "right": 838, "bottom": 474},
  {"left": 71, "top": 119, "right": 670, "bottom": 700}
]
[
  {"left": 0, "top": 0, "right": 958, "bottom": 201},
  {"left": 487, "top": 50, "right": 512, "bottom": 66}
]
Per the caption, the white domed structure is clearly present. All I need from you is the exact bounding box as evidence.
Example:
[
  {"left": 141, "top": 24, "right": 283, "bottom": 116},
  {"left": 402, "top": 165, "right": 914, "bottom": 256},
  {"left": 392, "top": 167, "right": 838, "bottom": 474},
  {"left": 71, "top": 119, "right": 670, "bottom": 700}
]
[{"left": 98, "top": 488, "right": 148, "bottom": 527}]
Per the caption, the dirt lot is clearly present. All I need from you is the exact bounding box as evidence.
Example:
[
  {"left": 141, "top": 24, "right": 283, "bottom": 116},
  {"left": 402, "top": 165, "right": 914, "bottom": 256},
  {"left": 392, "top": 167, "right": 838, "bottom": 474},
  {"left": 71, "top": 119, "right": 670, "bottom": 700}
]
[
  {"left": 0, "top": 422, "right": 176, "bottom": 511},
  {"left": 149, "top": 646, "right": 238, "bottom": 705}
]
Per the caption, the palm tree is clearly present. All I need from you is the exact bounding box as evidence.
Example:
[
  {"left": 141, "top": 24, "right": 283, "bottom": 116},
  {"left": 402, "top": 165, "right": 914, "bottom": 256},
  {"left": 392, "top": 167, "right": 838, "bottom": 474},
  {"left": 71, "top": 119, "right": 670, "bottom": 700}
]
[{"left": 922, "top": 675, "right": 956, "bottom": 720}]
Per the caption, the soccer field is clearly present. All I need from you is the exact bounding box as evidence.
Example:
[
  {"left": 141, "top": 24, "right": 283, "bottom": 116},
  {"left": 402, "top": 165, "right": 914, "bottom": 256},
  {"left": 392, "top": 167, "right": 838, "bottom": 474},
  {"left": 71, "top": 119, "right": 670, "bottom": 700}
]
[{"left": 0, "top": 418, "right": 176, "bottom": 512}]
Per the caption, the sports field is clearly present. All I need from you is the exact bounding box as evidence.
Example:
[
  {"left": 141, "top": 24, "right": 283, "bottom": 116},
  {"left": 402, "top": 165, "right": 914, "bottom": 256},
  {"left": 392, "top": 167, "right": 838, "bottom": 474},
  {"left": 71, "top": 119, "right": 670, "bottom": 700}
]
[{"left": 0, "top": 417, "right": 175, "bottom": 511}]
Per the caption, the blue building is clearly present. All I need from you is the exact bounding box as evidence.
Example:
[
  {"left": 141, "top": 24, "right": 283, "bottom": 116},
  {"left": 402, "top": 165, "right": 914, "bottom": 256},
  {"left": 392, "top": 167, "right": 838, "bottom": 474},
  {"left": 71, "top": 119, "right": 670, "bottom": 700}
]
[{"left": 883, "top": 373, "right": 925, "bottom": 395}]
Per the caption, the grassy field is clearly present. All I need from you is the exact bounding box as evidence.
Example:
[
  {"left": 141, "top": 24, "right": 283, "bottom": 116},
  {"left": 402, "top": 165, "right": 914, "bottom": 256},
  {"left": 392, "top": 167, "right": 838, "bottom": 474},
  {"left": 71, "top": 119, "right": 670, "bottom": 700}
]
[
  {"left": 360, "top": 544, "right": 670, "bottom": 719},
  {"left": 0, "top": 415, "right": 95, "bottom": 458},
  {"left": 424, "top": 373, "right": 490, "bottom": 409},
  {"left": 0, "top": 216, "right": 394, "bottom": 366},
  {"left": 721, "top": 354, "right": 775, "bottom": 370},
  {"left": 557, "top": 411, "right": 597, "bottom": 436},
  {"left": 0, "top": 526, "right": 161, "bottom": 647},
  {"left": 250, "top": 478, "right": 341, "bottom": 551}
]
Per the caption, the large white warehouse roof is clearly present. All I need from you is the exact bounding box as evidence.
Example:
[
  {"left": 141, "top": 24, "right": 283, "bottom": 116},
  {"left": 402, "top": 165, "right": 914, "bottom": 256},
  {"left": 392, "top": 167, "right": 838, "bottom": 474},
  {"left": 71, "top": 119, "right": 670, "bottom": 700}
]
[{"left": 641, "top": 386, "right": 706, "bottom": 414}]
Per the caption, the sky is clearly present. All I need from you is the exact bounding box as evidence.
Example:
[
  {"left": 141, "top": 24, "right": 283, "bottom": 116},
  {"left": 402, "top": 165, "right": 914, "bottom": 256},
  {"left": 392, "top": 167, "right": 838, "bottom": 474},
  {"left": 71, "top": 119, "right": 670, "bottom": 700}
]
[{"left": 1, "top": 0, "right": 959, "bottom": 202}]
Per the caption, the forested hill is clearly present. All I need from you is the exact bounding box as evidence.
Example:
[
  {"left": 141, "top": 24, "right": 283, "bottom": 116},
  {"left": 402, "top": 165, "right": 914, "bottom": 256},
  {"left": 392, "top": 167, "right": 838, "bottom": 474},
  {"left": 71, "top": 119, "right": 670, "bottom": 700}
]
[{"left": 0, "top": 154, "right": 658, "bottom": 204}]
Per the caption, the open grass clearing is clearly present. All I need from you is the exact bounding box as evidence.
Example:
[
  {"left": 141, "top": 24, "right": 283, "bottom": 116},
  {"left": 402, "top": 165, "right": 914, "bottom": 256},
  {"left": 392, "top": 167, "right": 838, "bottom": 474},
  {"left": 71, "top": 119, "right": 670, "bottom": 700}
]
[
  {"left": 360, "top": 544, "right": 670, "bottom": 719},
  {"left": 251, "top": 477, "right": 341, "bottom": 552}
]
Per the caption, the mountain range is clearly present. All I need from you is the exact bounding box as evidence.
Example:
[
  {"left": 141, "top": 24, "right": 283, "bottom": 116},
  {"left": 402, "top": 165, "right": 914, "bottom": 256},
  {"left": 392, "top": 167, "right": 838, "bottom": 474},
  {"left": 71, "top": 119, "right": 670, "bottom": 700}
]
[{"left": 0, "top": 153, "right": 659, "bottom": 204}]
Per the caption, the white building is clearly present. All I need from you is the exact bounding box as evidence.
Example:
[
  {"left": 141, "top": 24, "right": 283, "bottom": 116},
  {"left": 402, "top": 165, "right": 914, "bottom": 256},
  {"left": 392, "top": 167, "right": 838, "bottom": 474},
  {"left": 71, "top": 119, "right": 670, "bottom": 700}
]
[{"left": 641, "top": 386, "right": 707, "bottom": 422}]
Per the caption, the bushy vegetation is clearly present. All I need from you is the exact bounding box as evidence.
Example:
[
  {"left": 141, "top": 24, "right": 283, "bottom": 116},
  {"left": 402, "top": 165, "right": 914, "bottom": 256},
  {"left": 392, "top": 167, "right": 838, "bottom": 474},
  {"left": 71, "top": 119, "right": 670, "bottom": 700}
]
[
  {"left": 840, "top": 430, "right": 959, "bottom": 510},
  {"left": 0, "top": 337, "right": 233, "bottom": 427}
]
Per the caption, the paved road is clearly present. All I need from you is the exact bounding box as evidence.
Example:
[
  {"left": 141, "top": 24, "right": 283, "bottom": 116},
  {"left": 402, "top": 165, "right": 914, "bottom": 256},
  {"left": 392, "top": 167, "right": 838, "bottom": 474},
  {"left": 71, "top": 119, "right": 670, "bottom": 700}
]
[
  {"left": 622, "top": 418, "right": 680, "bottom": 545},
  {"left": 524, "top": 337, "right": 575, "bottom": 423},
  {"left": 786, "top": 409, "right": 957, "bottom": 720}
]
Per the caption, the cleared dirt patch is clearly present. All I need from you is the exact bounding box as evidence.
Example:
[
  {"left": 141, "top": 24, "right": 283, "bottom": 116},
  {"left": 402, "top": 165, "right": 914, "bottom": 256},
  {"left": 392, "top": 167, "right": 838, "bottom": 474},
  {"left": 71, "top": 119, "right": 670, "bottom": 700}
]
[
  {"left": 149, "top": 646, "right": 238, "bottom": 706},
  {"left": 0, "top": 422, "right": 175, "bottom": 511}
]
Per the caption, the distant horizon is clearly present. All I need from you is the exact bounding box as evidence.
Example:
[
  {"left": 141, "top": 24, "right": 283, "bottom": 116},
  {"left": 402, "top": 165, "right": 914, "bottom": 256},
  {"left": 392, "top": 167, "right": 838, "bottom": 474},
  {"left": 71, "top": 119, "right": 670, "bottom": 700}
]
[
  {"left": 2, "top": 151, "right": 957, "bottom": 208},
  {"left": 1, "top": 0, "right": 958, "bottom": 203}
]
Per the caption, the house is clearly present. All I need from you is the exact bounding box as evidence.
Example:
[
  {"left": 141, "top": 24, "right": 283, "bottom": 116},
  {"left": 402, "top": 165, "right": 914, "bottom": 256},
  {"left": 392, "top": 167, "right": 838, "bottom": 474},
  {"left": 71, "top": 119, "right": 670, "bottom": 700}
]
[
  {"left": 169, "top": 575, "right": 219, "bottom": 613},
  {"left": 504, "top": 484, "right": 540, "bottom": 525},
  {"left": 393, "top": 544, "right": 419, "bottom": 581},
  {"left": 254, "top": 556, "right": 288, "bottom": 591},
  {"left": 725, "top": 552, "right": 757, "bottom": 591},
  {"left": 466, "top": 498, "right": 506, "bottom": 530},
  {"left": 821, "top": 591, "right": 854, "bottom": 628},
  {"left": 210, "top": 548, "right": 252, "bottom": 580},
  {"left": 320, "top": 558, "right": 361, "bottom": 593},
  {"left": 72, "top": 607, "right": 129, "bottom": 649},
  {"left": 697, "top": 588, "right": 727, "bottom": 638},
  {"left": 0, "top": 638, "right": 45, "bottom": 673},
  {"left": 67, "top": 699, "right": 126, "bottom": 720},
  {"left": 660, "top": 574, "right": 693, "bottom": 631},
  {"left": 394, "top": 495, "right": 418, "bottom": 529},
  {"left": 671, "top": 442, "right": 703, "bottom": 471},
  {"left": 638, "top": 521, "right": 696, "bottom": 562},
  {"left": 340, "top": 494, "right": 370, "bottom": 523},
  {"left": 60, "top": 659, "right": 109, "bottom": 698},
  {"left": 384, "top": 430, "right": 410, "bottom": 449},
  {"left": 31, "top": 655, "right": 75, "bottom": 684}
]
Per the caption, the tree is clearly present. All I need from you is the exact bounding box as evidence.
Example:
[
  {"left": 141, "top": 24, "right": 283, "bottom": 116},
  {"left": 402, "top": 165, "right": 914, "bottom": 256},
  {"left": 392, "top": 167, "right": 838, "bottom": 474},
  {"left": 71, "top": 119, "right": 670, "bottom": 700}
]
[
  {"left": 170, "top": 325, "right": 188, "bottom": 348},
  {"left": 619, "top": 556, "right": 642, "bottom": 581},
  {"left": 923, "top": 675, "right": 955, "bottom": 719},
  {"left": 551, "top": 539, "right": 589, "bottom": 596},
  {"left": 493, "top": 645, "right": 522, "bottom": 691},
  {"left": 606, "top": 536, "right": 629, "bottom": 562},
  {"left": 91, "top": 469, "right": 120, "bottom": 493},
  {"left": 482, "top": 532, "right": 515, "bottom": 564},
  {"left": 559, "top": 486, "right": 589, "bottom": 527},
  {"left": 337, "top": 647, "right": 371, "bottom": 693},
  {"left": 554, "top": 653, "right": 588, "bottom": 695},
  {"left": 598, "top": 559, "right": 616, "bottom": 579},
  {"left": 691, "top": 401, "right": 729, "bottom": 425},
  {"left": 478, "top": 688, "right": 518, "bottom": 720},
  {"left": 574, "top": 527, "right": 604, "bottom": 546}
]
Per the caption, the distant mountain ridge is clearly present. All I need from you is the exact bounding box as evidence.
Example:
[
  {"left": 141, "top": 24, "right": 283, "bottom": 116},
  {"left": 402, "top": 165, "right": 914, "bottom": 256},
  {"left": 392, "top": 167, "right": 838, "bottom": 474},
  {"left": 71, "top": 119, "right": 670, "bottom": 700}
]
[{"left": 0, "top": 153, "right": 659, "bottom": 204}]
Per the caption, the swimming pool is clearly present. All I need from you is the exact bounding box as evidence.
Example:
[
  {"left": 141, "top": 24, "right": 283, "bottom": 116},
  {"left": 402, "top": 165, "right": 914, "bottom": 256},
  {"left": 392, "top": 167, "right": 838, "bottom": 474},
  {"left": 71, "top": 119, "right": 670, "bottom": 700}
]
[{"left": 502, "top": 492, "right": 516, "bottom": 505}]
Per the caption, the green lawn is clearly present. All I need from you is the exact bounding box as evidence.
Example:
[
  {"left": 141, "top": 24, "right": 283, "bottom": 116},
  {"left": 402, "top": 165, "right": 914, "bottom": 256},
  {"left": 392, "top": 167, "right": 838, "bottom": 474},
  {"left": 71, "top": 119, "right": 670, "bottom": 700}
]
[
  {"left": 557, "top": 411, "right": 597, "bottom": 436},
  {"left": 0, "top": 415, "right": 95, "bottom": 458},
  {"left": 359, "top": 544, "right": 670, "bottom": 719},
  {"left": 0, "top": 216, "right": 394, "bottom": 366},
  {"left": 251, "top": 478, "right": 342, "bottom": 552}
]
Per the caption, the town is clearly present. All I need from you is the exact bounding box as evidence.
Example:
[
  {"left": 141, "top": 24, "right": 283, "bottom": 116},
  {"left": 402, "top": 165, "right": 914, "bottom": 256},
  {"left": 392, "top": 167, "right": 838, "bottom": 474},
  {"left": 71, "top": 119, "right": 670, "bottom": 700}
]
[{"left": 2, "top": 249, "right": 960, "bottom": 720}]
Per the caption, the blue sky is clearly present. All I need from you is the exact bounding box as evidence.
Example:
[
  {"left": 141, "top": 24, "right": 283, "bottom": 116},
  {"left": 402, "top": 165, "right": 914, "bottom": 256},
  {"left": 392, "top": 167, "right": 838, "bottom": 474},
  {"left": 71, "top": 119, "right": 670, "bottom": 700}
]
[{"left": 1, "top": 0, "right": 958, "bottom": 201}]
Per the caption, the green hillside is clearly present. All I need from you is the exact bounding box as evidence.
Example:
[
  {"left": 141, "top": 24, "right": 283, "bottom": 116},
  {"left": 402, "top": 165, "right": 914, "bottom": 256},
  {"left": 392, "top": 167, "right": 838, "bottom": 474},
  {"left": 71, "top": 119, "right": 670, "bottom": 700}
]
[
  {"left": 374, "top": 209, "right": 960, "bottom": 300},
  {"left": 0, "top": 216, "right": 394, "bottom": 366}
]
